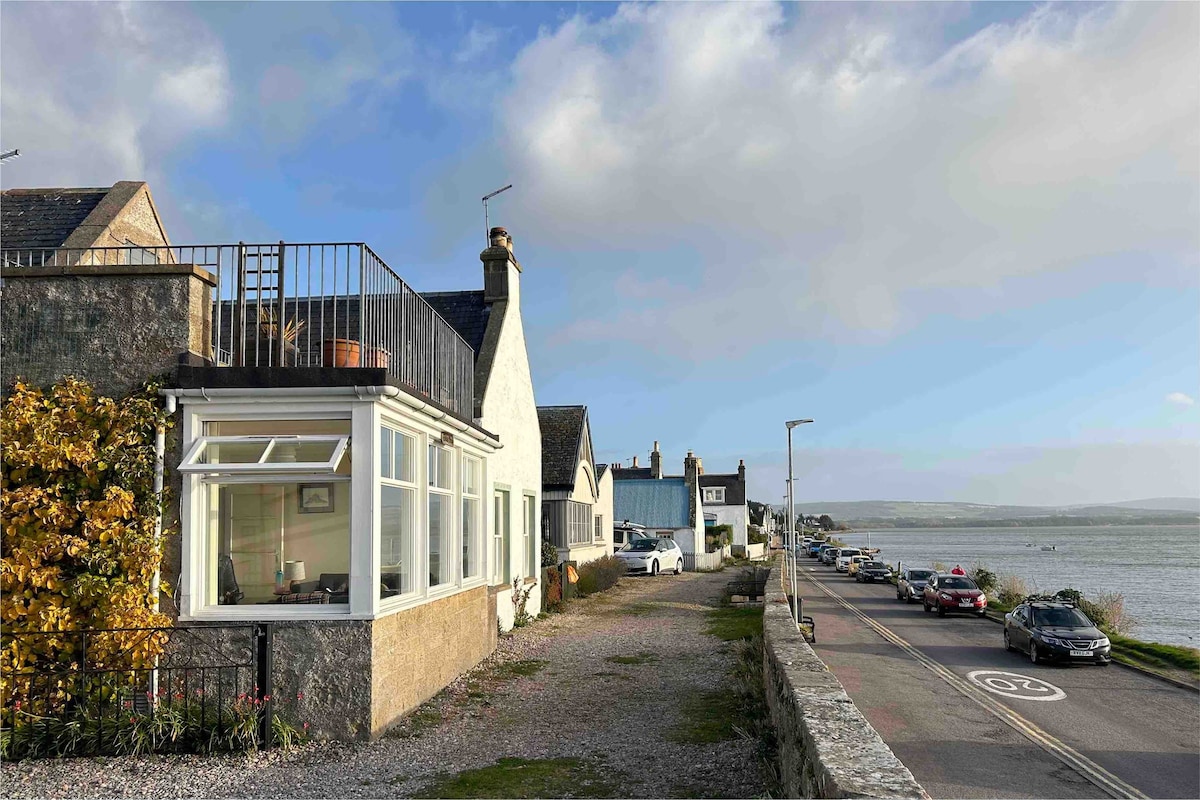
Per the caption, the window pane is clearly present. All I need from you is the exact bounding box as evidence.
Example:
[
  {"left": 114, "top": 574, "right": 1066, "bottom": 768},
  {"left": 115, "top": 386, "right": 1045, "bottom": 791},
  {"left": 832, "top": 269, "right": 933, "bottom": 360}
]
[
  {"left": 463, "top": 496, "right": 480, "bottom": 579},
  {"left": 207, "top": 419, "right": 351, "bottom": 436},
  {"left": 206, "top": 481, "right": 351, "bottom": 607},
  {"left": 463, "top": 457, "right": 479, "bottom": 496},
  {"left": 429, "top": 493, "right": 453, "bottom": 588},
  {"left": 428, "top": 445, "right": 452, "bottom": 490},
  {"left": 493, "top": 490, "right": 509, "bottom": 584},
  {"left": 381, "top": 485, "right": 414, "bottom": 599},
  {"left": 379, "top": 428, "right": 393, "bottom": 479},
  {"left": 201, "top": 440, "right": 268, "bottom": 464},
  {"left": 261, "top": 440, "right": 338, "bottom": 464},
  {"left": 525, "top": 496, "right": 537, "bottom": 579},
  {"left": 394, "top": 431, "right": 414, "bottom": 483}
]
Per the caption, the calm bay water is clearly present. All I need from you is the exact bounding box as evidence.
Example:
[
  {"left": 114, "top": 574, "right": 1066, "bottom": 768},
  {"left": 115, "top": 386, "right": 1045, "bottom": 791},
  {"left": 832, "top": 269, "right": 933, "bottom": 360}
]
[{"left": 836, "top": 525, "right": 1200, "bottom": 648}]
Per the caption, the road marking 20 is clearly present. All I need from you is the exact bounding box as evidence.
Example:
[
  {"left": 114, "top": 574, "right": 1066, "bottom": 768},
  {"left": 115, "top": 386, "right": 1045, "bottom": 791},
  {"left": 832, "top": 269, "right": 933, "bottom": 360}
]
[{"left": 967, "top": 670, "right": 1066, "bottom": 701}]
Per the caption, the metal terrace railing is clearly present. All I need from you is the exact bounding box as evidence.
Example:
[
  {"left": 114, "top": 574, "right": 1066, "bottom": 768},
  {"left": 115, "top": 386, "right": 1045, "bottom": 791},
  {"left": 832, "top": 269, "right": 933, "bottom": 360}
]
[{"left": 1, "top": 243, "right": 476, "bottom": 417}]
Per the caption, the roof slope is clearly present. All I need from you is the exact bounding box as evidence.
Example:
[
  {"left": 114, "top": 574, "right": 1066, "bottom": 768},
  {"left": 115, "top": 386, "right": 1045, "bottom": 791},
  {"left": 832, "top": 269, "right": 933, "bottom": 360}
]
[
  {"left": 1, "top": 188, "right": 109, "bottom": 250},
  {"left": 613, "top": 478, "right": 689, "bottom": 528},
  {"left": 611, "top": 466, "right": 655, "bottom": 480},
  {"left": 699, "top": 473, "right": 746, "bottom": 506},
  {"left": 420, "top": 291, "right": 490, "bottom": 355},
  {"left": 538, "top": 405, "right": 588, "bottom": 488}
]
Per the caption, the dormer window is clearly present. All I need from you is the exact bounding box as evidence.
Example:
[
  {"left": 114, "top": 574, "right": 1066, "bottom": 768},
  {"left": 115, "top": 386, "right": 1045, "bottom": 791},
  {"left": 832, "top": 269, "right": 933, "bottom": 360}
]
[{"left": 703, "top": 487, "right": 726, "bottom": 504}]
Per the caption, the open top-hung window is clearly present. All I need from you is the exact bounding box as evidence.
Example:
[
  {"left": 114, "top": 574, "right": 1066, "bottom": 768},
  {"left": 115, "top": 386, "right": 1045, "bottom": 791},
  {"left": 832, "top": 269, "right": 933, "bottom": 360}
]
[{"left": 186, "top": 420, "right": 353, "bottom": 611}]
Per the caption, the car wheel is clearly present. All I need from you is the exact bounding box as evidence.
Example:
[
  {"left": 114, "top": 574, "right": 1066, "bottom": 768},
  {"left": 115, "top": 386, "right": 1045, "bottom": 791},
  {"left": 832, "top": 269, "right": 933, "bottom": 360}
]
[
  {"left": 1098, "top": 659, "right": 1111, "bottom": 667},
  {"left": 977, "top": 610, "right": 987, "bottom": 618},
  {"left": 906, "top": 592, "right": 914, "bottom": 605},
  {"left": 937, "top": 605, "right": 946, "bottom": 617},
  {"left": 650, "top": 560, "right": 659, "bottom": 577},
  {"left": 1029, "top": 643, "right": 1041, "bottom": 664},
  {"left": 1003, "top": 630, "right": 1013, "bottom": 652},
  {"left": 675, "top": 559, "right": 683, "bottom": 575},
  {"left": 923, "top": 600, "right": 931, "bottom": 613},
  {"left": 897, "top": 591, "right": 904, "bottom": 601}
]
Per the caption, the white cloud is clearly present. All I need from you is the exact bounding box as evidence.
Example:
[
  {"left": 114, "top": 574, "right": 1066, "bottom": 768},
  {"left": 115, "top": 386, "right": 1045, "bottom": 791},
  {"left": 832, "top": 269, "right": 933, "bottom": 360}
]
[
  {"left": 1167, "top": 392, "right": 1196, "bottom": 407},
  {"left": 0, "top": 2, "right": 229, "bottom": 188},
  {"left": 495, "top": 3, "right": 1199, "bottom": 357}
]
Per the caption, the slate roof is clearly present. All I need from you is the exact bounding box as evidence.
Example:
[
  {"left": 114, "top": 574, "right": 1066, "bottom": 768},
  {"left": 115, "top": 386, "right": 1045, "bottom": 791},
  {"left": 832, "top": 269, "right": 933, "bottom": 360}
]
[
  {"left": 420, "top": 291, "right": 490, "bottom": 355},
  {"left": 699, "top": 473, "right": 746, "bottom": 506},
  {"left": 613, "top": 478, "right": 690, "bottom": 528},
  {"left": 597, "top": 463, "right": 609, "bottom": 480},
  {"left": 610, "top": 466, "right": 655, "bottom": 480},
  {"left": 1, "top": 187, "right": 109, "bottom": 251},
  {"left": 538, "top": 405, "right": 587, "bottom": 488}
]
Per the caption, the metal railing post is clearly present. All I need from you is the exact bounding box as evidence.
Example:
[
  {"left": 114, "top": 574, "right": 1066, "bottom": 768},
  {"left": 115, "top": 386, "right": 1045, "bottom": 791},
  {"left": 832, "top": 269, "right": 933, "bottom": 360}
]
[
  {"left": 254, "top": 623, "right": 274, "bottom": 748},
  {"left": 277, "top": 241, "right": 286, "bottom": 366}
]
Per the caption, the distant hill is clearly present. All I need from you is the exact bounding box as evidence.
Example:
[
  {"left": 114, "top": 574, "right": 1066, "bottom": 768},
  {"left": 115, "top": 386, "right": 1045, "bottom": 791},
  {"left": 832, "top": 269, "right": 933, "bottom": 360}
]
[
  {"left": 786, "top": 499, "right": 1200, "bottom": 527},
  {"left": 1098, "top": 498, "right": 1200, "bottom": 513}
]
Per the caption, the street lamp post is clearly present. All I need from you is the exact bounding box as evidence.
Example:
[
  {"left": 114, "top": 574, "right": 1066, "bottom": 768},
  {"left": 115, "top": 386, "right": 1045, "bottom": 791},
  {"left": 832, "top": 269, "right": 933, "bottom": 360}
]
[{"left": 785, "top": 419, "right": 813, "bottom": 627}]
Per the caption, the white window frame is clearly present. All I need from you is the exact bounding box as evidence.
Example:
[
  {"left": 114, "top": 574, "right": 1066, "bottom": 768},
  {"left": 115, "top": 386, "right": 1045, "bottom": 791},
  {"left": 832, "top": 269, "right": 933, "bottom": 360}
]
[
  {"left": 703, "top": 486, "right": 726, "bottom": 504},
  {"left": 427, "top": 442, "right": 456, "bottom": 592},
  {"left": 379, "top": 424, "right": 418, "bottom": 604},
  {"left": 493, "top": 488, "right": 510, "bottom": 585},
  {"left": 462, "top": 456, "right": 482, "bottom": 581},
  {"left": 523, "top": 493, "right": 537, "bottom": 580},
  {"left": 593, "top": 514, "right": 604, "bottom": 542},
  {"left": 179, "top": 435, "right": 349, "bottom": 474}
]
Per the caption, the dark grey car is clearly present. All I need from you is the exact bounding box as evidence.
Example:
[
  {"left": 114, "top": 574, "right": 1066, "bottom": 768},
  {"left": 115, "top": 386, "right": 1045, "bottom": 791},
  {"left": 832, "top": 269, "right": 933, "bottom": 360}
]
[{"left": 896, "top": 567, "right": 934, "bottom": 603}]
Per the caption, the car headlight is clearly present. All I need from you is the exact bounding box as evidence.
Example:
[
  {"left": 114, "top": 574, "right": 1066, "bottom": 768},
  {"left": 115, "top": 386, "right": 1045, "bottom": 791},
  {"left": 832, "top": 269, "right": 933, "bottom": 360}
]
[
  {"left": 1040, "top": 635, "right": 1066, "bottom": 647},
  {"left": 1098, "top": 637, "right": 1110, "bottom": 648},
  {"left": 939, "top": 592, "right": 952, "bottom": 600}
]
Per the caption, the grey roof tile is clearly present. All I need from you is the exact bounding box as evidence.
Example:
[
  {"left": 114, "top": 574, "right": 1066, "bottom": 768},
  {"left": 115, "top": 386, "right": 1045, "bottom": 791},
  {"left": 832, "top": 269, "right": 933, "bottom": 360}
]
[
  {"left": 538, "top": 405, "right": 587, "bottom": 488},
  {"left": 700, "top": 473, "right": 746, "bottom": 506},
  {"left": 1, "top": 188, "right": 108, "bottom": 252},
  {"left": 420, "top": 291, "right": 490, "bottom": 355}
]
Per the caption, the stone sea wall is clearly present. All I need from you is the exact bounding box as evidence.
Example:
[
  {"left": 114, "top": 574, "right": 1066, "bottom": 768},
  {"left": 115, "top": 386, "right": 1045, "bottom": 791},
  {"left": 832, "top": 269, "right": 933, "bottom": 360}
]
[{"left": 762, "top": 555, "right": 928, "bottom": 799}]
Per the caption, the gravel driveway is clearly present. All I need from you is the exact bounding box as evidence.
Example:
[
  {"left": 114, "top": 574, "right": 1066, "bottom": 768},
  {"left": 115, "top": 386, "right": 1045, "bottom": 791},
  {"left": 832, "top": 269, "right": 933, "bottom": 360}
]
[{"left": 4, "top": 569, "right": 770, "bottom": 799}]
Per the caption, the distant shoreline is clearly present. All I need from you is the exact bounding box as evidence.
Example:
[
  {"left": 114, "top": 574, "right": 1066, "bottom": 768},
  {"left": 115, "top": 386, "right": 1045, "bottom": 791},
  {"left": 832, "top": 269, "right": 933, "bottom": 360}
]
[{"left": 842, "top": 516, "right": 1199, "bottom": 530}]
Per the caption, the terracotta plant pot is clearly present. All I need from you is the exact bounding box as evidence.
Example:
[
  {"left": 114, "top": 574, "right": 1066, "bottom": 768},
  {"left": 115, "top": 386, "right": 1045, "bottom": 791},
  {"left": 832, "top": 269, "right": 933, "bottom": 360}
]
[
  {"left": 363, "top": 347, "right": 391, "bottom": 369},
  {"left": 322, "top": 338, "right": 361, "bottom": 368}
]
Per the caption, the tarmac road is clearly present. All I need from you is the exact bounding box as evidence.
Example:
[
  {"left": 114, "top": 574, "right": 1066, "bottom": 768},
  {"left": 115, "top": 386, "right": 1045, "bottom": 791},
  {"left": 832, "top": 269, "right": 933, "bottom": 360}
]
[{"left": 796, "top": 560, "right": 1200, "bottom": 800}]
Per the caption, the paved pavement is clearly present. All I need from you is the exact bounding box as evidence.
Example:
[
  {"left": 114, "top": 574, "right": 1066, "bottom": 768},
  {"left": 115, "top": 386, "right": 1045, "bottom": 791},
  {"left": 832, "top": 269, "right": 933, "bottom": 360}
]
[{"left": 796, "top": 559, "right": 1200, "bottom": 800}]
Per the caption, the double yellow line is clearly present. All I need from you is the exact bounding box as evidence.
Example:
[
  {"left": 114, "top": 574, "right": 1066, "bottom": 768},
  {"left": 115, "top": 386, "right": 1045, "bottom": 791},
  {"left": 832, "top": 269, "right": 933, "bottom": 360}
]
[{"left": 802, "top": 569, "right": 1149, "bottom": 800}]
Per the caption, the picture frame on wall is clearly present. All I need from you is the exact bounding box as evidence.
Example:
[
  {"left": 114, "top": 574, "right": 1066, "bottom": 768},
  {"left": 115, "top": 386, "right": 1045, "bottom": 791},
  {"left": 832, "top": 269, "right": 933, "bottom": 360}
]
[{"left": 298, "top": 483, "right": 334, "bottom": 514}]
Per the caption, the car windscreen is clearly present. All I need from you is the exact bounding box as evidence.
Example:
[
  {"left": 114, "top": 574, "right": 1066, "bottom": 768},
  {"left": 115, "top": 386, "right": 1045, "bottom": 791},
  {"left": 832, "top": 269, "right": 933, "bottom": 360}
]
[
  {"left": 627, "top": 539, "right": 658, "bottom": 552},
  {"left": 1032, "top": 607, "right": 1091, "bottom": 628},
  {"left": 864, "top": 562, "right": 885, "bottom": 569},
  {"left": 908, "top": 570, "right": 933, "bottom": 580},
  {"left": 939, "top": 577, "right": 976, "bottom": 590},
  {"left": 839, "top": 550, "right": 860, "bottom": 556}
]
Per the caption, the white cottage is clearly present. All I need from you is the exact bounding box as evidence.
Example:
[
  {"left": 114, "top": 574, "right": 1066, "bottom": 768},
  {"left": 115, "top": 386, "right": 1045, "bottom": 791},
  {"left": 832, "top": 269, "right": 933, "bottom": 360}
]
[
  {"left": 538, "top": 405, "right": 613, "bottom": 565},
  {"left": 423, "top": 227, "right": 542, "bottom": 630}
]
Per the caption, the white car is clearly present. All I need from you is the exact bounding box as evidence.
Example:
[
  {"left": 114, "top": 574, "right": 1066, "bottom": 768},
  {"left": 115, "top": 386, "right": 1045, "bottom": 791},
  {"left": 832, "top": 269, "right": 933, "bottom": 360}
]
[
  {"left": 835, "top": 548, "right": 863, "bottom": 572},
  {"left": 615, "top": 537, "right": 683, "bottom": 576}
]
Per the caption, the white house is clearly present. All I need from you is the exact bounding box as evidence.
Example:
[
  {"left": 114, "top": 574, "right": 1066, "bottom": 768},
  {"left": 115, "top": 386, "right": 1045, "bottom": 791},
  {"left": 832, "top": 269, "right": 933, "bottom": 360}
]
[
  {"left": 612, "top": 447, "right": 705, "bottom": 555},
  {"left": 538, "top": 405, "right": 613, "bottom": 565},
  {"left": 699, "top": 459, "right": 751, "bottom": 550},
  {"left": 423, "top": 227, "right": 542, "bottom": 630}
]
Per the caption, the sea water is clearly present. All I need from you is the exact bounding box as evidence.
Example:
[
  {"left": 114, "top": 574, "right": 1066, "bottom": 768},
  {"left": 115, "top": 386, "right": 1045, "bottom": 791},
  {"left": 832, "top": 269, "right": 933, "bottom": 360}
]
[{"left": 836, "top": 525, "right": 1200, "bottom": 647}]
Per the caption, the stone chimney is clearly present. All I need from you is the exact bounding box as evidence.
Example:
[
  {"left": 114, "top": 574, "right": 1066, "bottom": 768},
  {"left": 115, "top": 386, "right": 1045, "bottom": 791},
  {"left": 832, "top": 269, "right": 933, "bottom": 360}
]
[
  {"left": 737, "top": 459, "right": 746, "bottom": 483},
  {"left": 684, "top": 450, "right": 701, "bottom": 527},
  {"left": 482, "top": 226, "right": 522, "bottom": 304},
  {"left": 632, "top": 455, "right": 639, "bottom": 468},
  {"left": 650, "top": 441, "right": 662, "bottom": 479}
]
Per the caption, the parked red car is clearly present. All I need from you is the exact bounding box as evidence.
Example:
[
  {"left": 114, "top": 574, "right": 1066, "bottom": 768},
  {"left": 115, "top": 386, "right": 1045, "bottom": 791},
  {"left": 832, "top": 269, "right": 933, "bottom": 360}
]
[{"left": 923, "top": 573, "right": 987, "bottom": 617}]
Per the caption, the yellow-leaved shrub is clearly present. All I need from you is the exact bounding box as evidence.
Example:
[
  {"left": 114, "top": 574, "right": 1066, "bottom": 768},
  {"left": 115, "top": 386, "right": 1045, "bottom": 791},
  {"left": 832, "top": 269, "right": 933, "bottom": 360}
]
[{"left": 1, "top": 377, "right": 174, "bottom": 717}]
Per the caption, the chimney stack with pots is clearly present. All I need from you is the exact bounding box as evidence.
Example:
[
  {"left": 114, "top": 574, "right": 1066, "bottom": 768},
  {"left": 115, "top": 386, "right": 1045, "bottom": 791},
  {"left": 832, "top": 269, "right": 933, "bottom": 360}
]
[
  {"left": 738, "top": 459, "right": 746, "bottom": 482},
  {"left": 650, "top": 440, "right": 662, "bottom": 479},
  {"left": 482, "top": 226, "right": 522, "bottom": 304}
]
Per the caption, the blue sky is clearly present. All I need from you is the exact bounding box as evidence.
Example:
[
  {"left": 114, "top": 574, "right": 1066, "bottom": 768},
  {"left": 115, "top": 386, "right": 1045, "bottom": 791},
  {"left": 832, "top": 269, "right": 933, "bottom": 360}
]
[{"left": 3, "top": 2, "right": 1197, "bottom": 507}]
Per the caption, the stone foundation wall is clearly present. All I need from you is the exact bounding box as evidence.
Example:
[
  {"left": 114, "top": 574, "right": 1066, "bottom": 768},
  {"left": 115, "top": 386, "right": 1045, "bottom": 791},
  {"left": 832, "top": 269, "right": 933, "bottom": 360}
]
[
  {"left": 763, "top": 556, "right": 928, "bottom": 799},
  {"left": 370, "top": 585, "right": 497, "bottom": 735}
]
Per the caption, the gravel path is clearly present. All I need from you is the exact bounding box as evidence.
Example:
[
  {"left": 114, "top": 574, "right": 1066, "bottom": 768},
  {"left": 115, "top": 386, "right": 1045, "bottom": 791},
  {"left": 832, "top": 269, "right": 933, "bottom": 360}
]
[{"left": 3, "top": 570, "right": 769, "bottom": 799}]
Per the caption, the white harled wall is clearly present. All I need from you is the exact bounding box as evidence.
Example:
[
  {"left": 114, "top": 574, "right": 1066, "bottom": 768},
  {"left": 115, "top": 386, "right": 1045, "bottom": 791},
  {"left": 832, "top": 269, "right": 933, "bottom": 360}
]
[{"left": 478, "top": 258, "right": 543, "bottom": 630}]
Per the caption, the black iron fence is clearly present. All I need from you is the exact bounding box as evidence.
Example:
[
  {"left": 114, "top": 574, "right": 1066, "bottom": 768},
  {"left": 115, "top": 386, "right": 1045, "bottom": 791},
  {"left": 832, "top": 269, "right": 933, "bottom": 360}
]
[{"left": 1, "top": 624, "right": 274, "bottom": 756}]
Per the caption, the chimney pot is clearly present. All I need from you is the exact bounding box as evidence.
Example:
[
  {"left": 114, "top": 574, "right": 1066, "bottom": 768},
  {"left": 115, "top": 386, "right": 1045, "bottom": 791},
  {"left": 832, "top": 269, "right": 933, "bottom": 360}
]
[
  {"left": 632, "top": 456, "right": 639, "bottom": 468},
  {"left": 653, "top": 440, "right": 659, "bottom": 452}
]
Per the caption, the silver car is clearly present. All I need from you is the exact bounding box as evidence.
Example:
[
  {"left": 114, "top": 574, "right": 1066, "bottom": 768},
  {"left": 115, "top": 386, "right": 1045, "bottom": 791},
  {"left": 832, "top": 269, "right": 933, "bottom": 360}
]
[
  {"left": 896, "top": 567, "right": 935, "bottom": 604},
  {"left": 615, "top": 537, "right": 683, "bottom": 576}
]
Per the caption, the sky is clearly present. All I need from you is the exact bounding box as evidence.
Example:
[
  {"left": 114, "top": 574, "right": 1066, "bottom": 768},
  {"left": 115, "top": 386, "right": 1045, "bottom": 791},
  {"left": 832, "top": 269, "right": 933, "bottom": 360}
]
[{"left": 2, "top": 1, "right": 1197, "bottom": 508}]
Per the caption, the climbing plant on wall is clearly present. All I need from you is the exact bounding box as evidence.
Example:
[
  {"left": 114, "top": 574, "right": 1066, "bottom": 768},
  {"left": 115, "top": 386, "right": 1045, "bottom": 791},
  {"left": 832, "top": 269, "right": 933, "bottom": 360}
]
[{"left": 1, "top": 377, "right": 174, "bottom": 714}]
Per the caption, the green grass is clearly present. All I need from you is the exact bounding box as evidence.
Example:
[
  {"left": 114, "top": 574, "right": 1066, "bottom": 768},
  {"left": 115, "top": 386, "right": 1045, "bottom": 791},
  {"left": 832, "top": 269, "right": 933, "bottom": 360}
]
[
  {"left": 615, "top": 602, "right": 659, "bottom": 616},
  {"left": 412, "top": 757, "right": 620, "bottom": 799},
  {"left": 667, "top": 689, "right": 742, "bottom": 744},
  {"left": 606, "top": 652, "right": 659, "bottom": 665},
  {"left": 386, "top": 706, "right": 444, "bottom": 739},
  {"left": 493, "top": 660, "right": 548, "bottom": 679},
  {"left": 1110, "top": 634, "right": 1200, "bottom": 677},
  {"left": 704, "top": 606, "right": 764, "bottom": 641}
]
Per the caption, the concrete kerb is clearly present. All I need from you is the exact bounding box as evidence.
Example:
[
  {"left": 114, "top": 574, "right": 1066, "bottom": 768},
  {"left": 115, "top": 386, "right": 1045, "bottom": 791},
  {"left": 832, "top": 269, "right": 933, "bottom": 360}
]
[{"left": 763, "top": 555, "right": 929, "bottom": 799}]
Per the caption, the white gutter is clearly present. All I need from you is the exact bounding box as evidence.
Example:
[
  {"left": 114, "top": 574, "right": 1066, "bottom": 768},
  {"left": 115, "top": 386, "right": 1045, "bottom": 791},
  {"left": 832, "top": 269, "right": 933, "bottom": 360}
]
[{"left": 158, "top": 386, "right": 501, "bottom": 448}]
